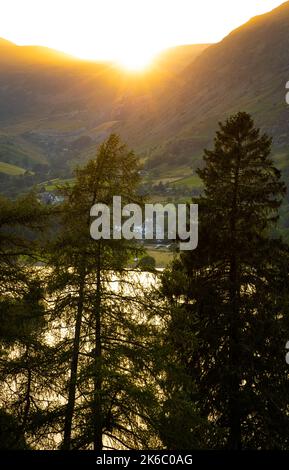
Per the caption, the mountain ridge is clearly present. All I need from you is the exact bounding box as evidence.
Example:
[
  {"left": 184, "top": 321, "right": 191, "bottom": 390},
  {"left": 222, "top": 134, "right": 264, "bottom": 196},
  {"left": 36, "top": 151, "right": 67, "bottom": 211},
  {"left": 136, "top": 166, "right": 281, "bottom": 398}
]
[
  {"left": 118, "top": 0, "right": 289, "bottom": 168},
  {"left": 0, "top": 2, "right": 289, "bottom": 186}
]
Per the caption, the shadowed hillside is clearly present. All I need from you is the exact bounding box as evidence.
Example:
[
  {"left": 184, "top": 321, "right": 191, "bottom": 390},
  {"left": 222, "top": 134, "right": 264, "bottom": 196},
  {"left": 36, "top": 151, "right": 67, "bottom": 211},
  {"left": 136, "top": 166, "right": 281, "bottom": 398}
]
[
  {"left": 1, "top": 2, "right": 289, "bottom": 190},
  {"left": 118, "top": 1, "right": 289, "bottom": 170},
  {"left": 0, "top": 39, "right": 209, "bottom": 180}
]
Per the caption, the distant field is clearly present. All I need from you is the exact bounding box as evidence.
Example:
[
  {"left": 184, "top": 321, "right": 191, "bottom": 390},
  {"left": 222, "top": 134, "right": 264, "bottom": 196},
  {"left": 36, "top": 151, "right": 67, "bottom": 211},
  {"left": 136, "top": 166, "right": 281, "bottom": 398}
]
[
  {"left": 274, "top": 152, "right": 289, "bottom": 171},
  {"left": 0, "top": 161, "right": 26, "bottom": 175},
  {"left": 152, "top": 165, "right": 193, "bottom": 179},
  {"left": 145, "top": 165, "right": 197, "bottom": 185},
  {"left": 147, "top": 195, "right": 171, "bottom": 203},
  {"left": 39, "top": 178, "right": 75, "bottom": 191},
  {"left": 172, "top": 174, "right": 203, "bottom": 188},
  {"left": 151, "top": 176, "right": 181, "bottom": 185},
  {"left": 146, "top": 249, "right": 176, "bottom": 268}
]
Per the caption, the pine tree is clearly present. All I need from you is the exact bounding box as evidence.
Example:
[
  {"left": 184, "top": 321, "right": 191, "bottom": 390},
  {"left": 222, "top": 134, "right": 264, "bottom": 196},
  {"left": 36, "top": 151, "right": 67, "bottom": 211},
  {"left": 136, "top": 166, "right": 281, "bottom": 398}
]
[
  {"left": 47, "top": 135, "right": 161, "bottom": 450},
  {"left": 161, "top": 112, "right": 289, "bottom": 449},
  {"left": 0, "top": 193, "right": 53, "bottom": 448}
]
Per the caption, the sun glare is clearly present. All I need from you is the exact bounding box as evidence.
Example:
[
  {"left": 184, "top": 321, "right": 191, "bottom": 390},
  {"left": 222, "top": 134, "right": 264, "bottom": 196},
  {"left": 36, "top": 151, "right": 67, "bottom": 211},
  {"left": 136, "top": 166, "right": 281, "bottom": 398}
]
[
  {"left": 114, "top": 50, "right": 156, "bottom": 72},
  {"left": 0, "top": 0, "right": 285, "bottom": 69}
]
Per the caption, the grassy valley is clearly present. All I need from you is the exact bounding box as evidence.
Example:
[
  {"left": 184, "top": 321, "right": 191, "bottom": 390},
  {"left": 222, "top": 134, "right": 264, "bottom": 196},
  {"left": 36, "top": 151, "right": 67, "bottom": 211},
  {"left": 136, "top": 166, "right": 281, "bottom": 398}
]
[{"left": 1, "top": 3, "right": 289, "bottom": 234}]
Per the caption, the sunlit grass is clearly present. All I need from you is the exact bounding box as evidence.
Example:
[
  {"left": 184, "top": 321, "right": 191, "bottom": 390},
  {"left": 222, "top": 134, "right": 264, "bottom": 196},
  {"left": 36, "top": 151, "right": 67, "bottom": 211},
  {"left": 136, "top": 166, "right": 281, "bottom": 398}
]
[{"left": 0, "top": 161, "right": 26, "bottom": 175}]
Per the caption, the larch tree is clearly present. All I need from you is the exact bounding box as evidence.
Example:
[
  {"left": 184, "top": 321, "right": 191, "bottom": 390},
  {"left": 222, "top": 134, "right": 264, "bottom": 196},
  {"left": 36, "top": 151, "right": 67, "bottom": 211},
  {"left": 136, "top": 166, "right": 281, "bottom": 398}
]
[{"left": 47, "top": 135, "right": 161, "bottom": 450}]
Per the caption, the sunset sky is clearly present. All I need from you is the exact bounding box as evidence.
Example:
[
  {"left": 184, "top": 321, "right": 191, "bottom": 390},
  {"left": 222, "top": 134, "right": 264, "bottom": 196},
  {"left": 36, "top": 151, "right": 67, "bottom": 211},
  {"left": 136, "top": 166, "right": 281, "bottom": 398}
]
[{"left": 0, "top": 0, "right": 285, "bottom": 69}]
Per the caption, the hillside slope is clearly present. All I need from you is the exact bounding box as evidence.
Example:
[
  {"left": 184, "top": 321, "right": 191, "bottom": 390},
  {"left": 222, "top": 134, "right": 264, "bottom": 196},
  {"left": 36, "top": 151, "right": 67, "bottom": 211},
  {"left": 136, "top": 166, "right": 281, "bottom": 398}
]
[
  {"left": 121, "top": 1, "right": 289, "bottom": 169},
  {"left": 1, "top": 2, "right": 289, "bottom": 180},
  {"left": 0, "top": 39, "right": 210, "bottom": 177}
]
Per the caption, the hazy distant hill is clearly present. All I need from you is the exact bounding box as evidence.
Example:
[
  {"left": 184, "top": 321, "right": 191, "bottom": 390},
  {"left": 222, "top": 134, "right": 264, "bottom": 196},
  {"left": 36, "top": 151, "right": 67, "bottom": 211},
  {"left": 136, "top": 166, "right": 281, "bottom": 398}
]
[
  {"left": 0, "top": 38, "right": 211, "bottom": 177},
  {"left": 121, "top": 1, "right": 289, "bottom": 169},
  {"left": 152, "top": 44, "right": 210, "bottom": 74},
  {"left": 1, "top": 2, "right": 289, "bottom": 188},
  {"left": 0, "top": 39, "right": 209, "bottom": 122},
  {"left": 0, "top": 38, "right": 79, "bottom": 66}
]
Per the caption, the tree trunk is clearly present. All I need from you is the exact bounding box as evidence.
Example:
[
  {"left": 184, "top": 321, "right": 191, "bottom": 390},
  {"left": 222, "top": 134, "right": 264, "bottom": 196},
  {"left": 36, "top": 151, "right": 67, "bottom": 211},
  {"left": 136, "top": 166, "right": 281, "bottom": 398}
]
[
  {"left": 62, "top": 274, "right": 85, "bottom": 450},
  {"left": 93, "top": 242, "right": 103, "bottom": 450},
  {"left": 228, "top": 148, "right": 242, "bottom": 450},
  {"left": 228, "top": 255, "right": 241, "bottom": 450},
  {"left": 19, "top": 346, "right": 31, "bottom": 440}
]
